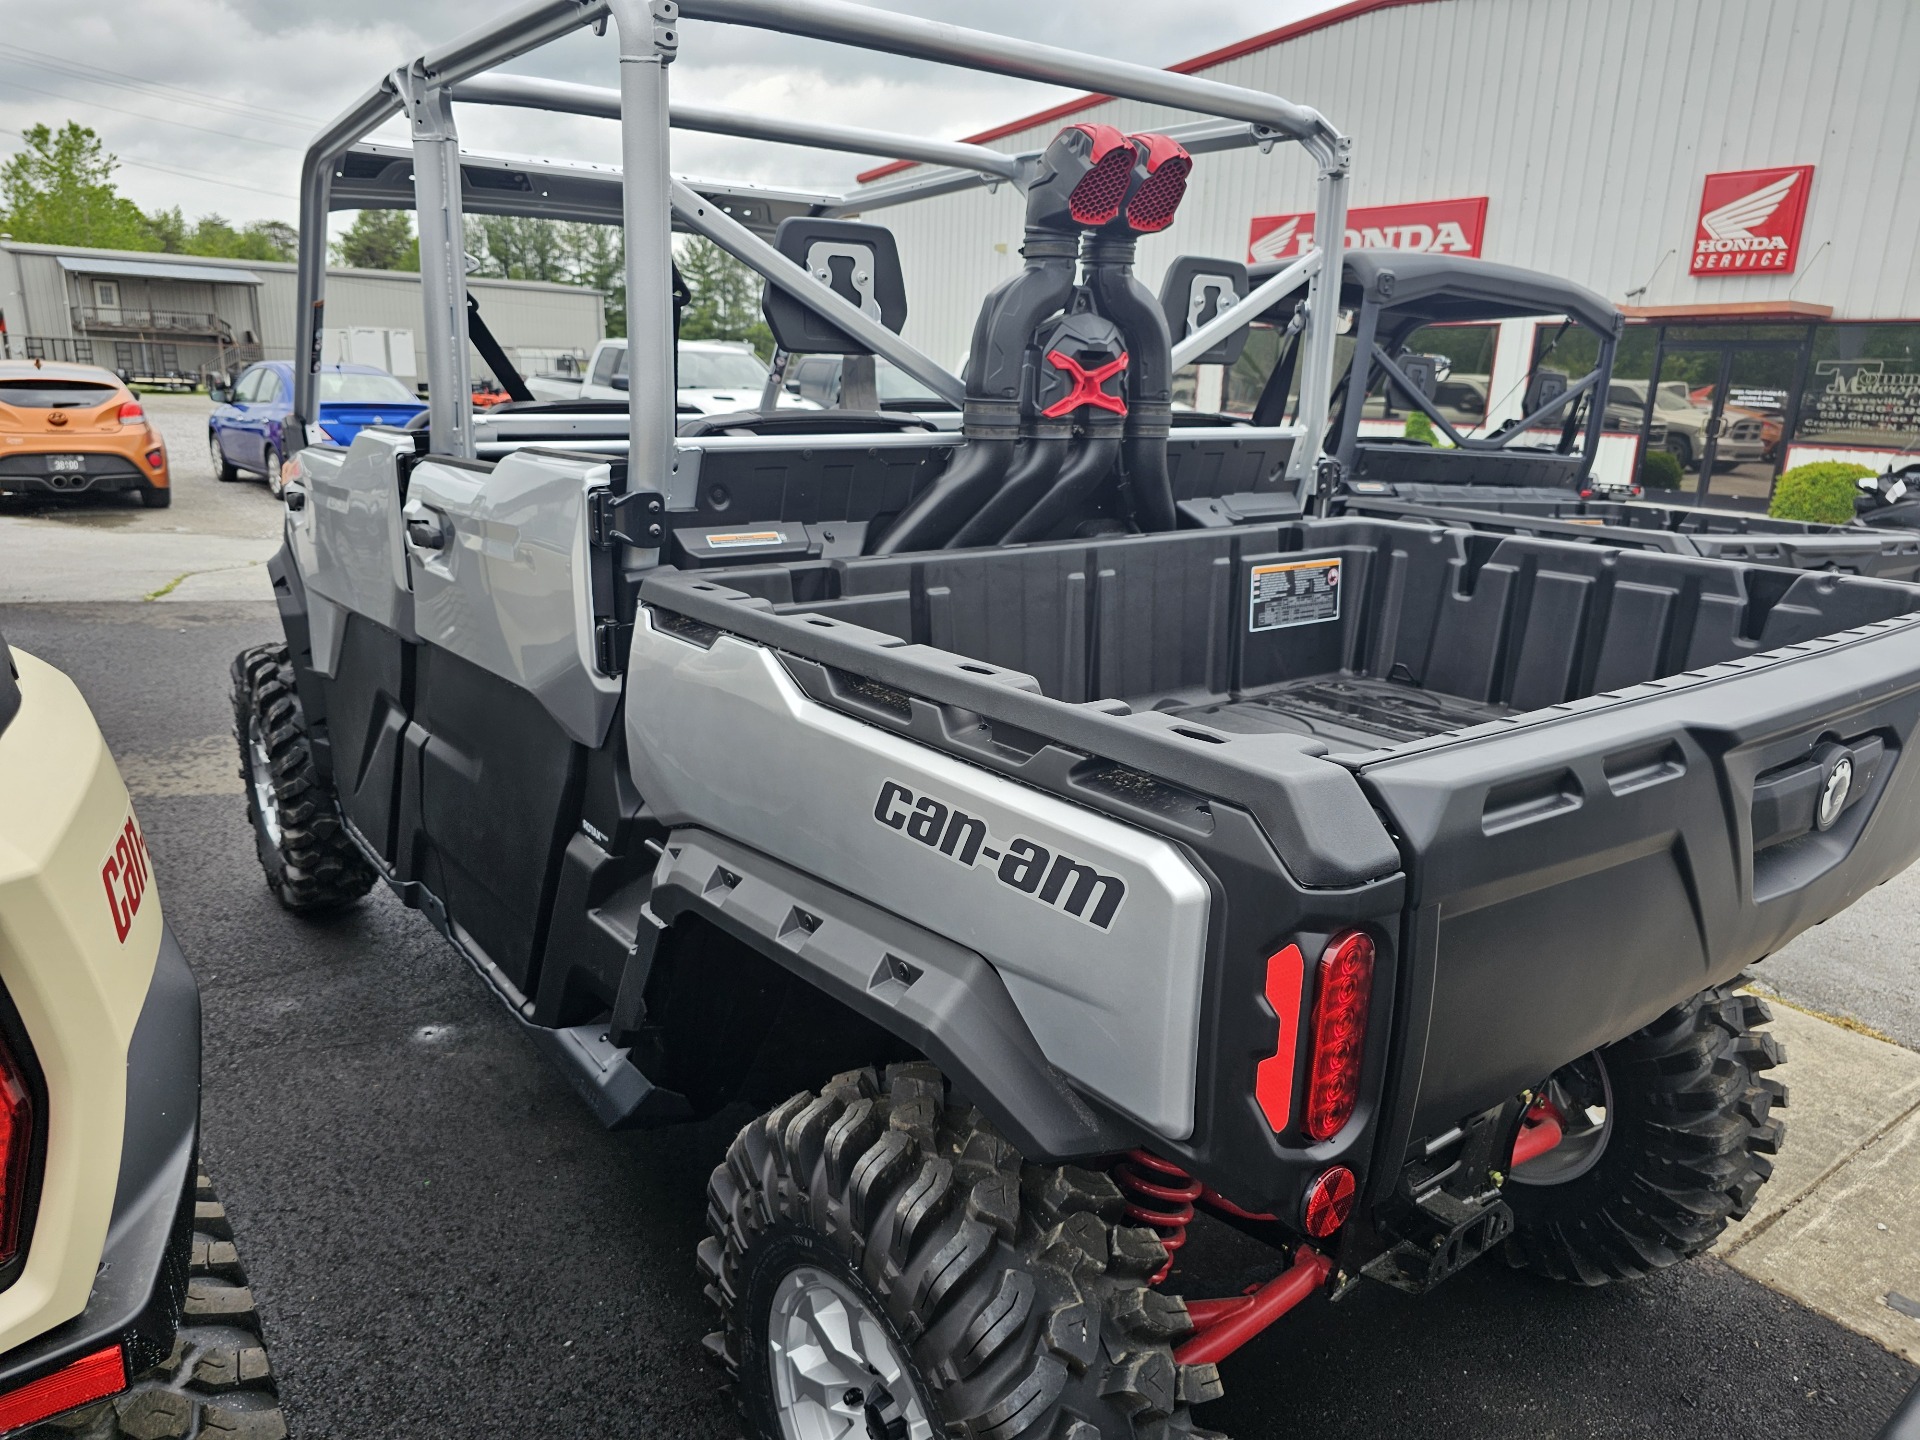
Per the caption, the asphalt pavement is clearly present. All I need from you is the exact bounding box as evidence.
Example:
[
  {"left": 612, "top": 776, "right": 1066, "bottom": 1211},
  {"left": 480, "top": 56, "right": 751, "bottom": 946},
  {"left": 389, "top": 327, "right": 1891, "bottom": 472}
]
[{"left": 2, "top": 440, "right": 1918, "bottom": 1437}]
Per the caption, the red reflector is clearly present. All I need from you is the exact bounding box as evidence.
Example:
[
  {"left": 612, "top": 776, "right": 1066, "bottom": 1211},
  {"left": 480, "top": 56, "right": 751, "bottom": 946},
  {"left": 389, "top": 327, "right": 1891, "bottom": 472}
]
[
  {"left": 116, "top": 401, "right": 144, "bottom": 423},
  {"left": 1302, "top": 1166, "right": 1357, "bottom": 1238},
  {"left": 0, "top": 1346, "right": 126, "bottom": 1431},
  {"left": 1254, "top": 944, "right": 1305, "bottom": 1132},
  {"left": 0, "top": 1035, "right": 33, "bottom": 1267},
  {"left": 1305, "top": 929, "right": 1375, "bottom": 1142},
  {"left": 145, "top": 449, "right": 165, "bottom": 470}
]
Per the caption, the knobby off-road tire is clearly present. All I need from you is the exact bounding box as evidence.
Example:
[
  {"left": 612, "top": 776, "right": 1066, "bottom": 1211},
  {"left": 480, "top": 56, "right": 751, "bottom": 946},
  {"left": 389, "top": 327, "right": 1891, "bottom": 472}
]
[
  {"left": 231, "top": 642, "right": 376, "bottom": 913},
  {"left": 32, "top": 1171, "right": 287, "bottom": 1440},
  {"left": 702, "top": 1063, "right": 1227, "bottom": 1440},
  {"left": 1504, "top": 982, "right": 1787, "bottom": 1286}
]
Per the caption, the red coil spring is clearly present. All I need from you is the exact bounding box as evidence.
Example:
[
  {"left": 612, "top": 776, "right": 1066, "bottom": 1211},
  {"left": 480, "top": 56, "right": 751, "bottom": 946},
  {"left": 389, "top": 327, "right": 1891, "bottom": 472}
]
[{"left": 1111, "top": 1149, "right": 1203, "bottom": 1284}]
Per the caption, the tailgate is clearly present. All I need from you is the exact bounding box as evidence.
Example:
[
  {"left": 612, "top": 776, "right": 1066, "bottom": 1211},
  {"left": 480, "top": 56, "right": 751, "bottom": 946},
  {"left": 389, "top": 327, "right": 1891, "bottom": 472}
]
[{"left": 1357, "top": 613, "right": 1920, "bottom": 1138}]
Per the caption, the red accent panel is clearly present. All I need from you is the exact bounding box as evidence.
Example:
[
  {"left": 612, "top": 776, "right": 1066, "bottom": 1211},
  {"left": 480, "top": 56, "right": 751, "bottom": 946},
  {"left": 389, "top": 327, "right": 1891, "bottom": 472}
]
[
  {"left": 1301, "top": 1165, "right": 1357, "bottom": 1237},
  {"left": 1253, "top": 943, "right": 1304, "bottom": 1132},
  {"left": 1069, "top": 122, "right": 1130, "bottom": 161},
  {"left": 1065, "top": 135, "right": 1138, "bottom": 227},
  {"left": 854, "top": 0, "right": 1436, "bottom": 184},
  {"left": 1041, "top": 349, "right": 1128, "bottom": 417},
  {"left": 1305, "top": 929, "right": 1375, "bottom": 1142},
  {"left": 1174, "top": 1247, "right": 1335, "bottom": 1366},
  {"left": 0, "top": 1347, "right": 127, "bottom": 1431}
]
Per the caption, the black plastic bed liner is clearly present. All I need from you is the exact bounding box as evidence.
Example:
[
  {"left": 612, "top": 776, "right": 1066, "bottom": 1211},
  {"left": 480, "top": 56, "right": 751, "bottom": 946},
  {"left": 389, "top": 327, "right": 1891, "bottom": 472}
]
[{"left": 1170, "top": 675, "right": 1508, "bottom": 751}]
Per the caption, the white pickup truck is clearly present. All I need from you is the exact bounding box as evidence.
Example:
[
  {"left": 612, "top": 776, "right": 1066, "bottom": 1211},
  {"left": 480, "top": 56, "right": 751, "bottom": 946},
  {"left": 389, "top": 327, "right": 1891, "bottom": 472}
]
[{"left": 526, "top": 338, "right": 818, "bottom": 416}]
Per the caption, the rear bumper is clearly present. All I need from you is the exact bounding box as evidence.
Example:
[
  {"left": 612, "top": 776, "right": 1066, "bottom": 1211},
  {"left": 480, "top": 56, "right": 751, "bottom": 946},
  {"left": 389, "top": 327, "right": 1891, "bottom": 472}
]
[
  {"left": 0, "top": 923, "right": 199, "bottom": 1397},
  {"left": 0, "top": 454, "right": 154, "bottom": 496}
]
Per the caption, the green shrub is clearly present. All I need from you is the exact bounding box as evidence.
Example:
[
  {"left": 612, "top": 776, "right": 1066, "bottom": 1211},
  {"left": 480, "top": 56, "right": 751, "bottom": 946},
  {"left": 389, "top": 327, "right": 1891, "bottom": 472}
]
[
  {"left": 1769, "top": 461, "right": 1876, "bottom": 525},
  {"left": 1639, "top": 447, "right": 1684, "bottom": 490},
  {"left": 1403, "top": 410, "right": 1439, "bottom": 447}
]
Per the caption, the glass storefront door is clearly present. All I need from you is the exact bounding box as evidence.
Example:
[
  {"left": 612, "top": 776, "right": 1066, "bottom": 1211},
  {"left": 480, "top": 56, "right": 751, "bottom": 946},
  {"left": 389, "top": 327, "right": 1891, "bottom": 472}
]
[{"left": 1649, "top": 338, "right": 1803, "bottom": 509}]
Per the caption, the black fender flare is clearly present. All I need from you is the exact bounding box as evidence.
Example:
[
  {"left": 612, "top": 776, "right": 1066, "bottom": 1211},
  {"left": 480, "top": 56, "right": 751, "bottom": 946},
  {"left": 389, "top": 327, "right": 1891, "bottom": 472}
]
[{"left": 647, "top": 828, "right": 1127, "bottom": 1161}]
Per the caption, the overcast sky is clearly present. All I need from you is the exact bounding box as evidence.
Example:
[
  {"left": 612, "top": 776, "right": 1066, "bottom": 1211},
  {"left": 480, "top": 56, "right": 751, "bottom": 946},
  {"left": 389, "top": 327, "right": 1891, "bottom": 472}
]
[{"left": 0, "top": 0, "right": 1334, "bottom": 234}]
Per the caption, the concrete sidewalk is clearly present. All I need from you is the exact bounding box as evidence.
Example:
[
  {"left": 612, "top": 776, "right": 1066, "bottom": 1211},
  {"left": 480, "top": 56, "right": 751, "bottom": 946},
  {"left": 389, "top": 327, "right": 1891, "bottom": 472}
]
[{"left": 1720, "top": 997, "right": 1920, "bottom": 1365}]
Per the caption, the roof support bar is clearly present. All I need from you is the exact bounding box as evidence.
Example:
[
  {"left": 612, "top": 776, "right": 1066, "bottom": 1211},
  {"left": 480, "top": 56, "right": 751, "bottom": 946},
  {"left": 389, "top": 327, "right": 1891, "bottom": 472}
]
[
  {"left": 670, "top": 179, "right": 967, "bottom": 408},
  {"left": 393, "top": 67, "right": 476, "bottom": 459},
  {"left": 1288, "top": 147, "right": 1350, "bottom": 488},
  {"left": 612, "top": 0, "right": 681, "bottom": 497},
  {"left": 675, "top": 0, "right": 1338, "bottom": 146},
  {"left": 450, "top": 74, "right": 1024, "bottom": 180},
  {"left": 1171, "top": 249, "right": 1321, "bottom": 370}
]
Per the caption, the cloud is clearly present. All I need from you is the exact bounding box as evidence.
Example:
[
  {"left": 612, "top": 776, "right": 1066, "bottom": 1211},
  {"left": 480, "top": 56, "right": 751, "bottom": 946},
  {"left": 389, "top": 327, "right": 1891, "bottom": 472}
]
[{"left": 0, "top": 0, "right": 1331, "bottom": 225}]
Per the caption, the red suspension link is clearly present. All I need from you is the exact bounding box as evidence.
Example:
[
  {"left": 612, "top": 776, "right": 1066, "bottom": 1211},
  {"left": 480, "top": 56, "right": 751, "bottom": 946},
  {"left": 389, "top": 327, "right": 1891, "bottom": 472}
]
[{"left": 1111, "top": 1149, "right": 1203, "bottom": 1284}]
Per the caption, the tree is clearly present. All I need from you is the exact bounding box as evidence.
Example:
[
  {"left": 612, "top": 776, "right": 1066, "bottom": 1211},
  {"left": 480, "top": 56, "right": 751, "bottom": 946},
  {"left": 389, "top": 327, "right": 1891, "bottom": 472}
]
[
  {"left": 0, "top": 122, "right": 157, "bottom": 251},
  {"left": 676, "top": 236, "right": 771, "bottom": 358},
  {"left": 181, "top": 214, "right": 295, "bottom": 262},
  {"left": 465, "top": 216, "right": 626, "bottom": 337},
  {"left": 333, "top": 210, "right": 418, "bottom": 271}
]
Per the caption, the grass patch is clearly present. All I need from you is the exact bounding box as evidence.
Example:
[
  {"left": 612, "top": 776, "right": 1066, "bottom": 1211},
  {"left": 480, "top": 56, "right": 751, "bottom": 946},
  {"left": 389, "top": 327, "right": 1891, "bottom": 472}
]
[
  {"left": 1745, "top": 981, "right": 1899, "bottom": 1045},
  {"left": 142, "top": 571, "right": 192, "bottom": 601}
]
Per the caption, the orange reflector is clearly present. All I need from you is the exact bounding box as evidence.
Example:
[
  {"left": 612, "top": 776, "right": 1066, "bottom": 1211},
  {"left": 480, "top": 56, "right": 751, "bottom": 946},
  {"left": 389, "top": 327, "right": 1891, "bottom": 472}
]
[
  {"left": 1253, "top": 944, "right": 1305, "bottom": 1132},
  {"left": 0, "top": 1346, "right": 126, "bottom": 1431}
]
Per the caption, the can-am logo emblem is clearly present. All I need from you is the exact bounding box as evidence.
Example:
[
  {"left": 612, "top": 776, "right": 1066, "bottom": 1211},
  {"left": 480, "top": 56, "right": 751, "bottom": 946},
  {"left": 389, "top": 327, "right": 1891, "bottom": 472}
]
[
  {"left": 873, "top": 779, "right": 1125, "bottom": 930},
  {"left": 102, "top": 810, "right": 152, "bottom": 943},
  {"left": 1249, "top": 197, "right": 1488, "bottom": 264},
  {"left": 1691, "top": 165, "right": 1814, "bottom": 275}
]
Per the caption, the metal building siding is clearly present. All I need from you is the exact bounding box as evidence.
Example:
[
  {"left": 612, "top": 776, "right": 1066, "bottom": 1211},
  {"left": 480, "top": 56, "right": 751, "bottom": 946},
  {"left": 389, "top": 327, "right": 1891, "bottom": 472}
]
[{"left": 877, "top": 0, "right": 1920, "bottom": 363}]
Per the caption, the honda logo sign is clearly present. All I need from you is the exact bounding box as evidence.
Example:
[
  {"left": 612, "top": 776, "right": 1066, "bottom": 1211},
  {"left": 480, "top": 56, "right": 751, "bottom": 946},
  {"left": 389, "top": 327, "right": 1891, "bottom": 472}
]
[
  {"left": 1249, "top": 197, "right": 1488, "bottom": 263},
  {"left": 1691, "top": 165, "right": 1814, "bottom": 275}
]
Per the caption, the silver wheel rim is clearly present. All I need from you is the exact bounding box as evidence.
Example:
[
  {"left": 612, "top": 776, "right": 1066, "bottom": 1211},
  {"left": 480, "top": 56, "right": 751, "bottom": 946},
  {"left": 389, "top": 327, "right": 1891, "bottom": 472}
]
[
  {"left": 1511, "top": 1051, "right": 1613, "bottom": 1186},
  {"left": 210, "top": 435, "right": 224, "bottom": 473},
  {"left": 267, "top": 451, "right": 284, "bottom": 498},
  {"left": 247, "top": 715, "right": 283, "bottom": 847},
  {"left": 768, "top": 1266, "right": 935, "bottom": 1440}
]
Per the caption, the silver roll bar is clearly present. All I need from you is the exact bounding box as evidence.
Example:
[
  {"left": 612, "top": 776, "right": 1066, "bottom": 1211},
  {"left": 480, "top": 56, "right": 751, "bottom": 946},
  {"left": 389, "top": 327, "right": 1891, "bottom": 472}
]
[
  {"left": 450, "top": 74, "right": 1024, "bottom": 180},
  {"left": 292, "top": 0, "right": 1351, "bottom": 496}
]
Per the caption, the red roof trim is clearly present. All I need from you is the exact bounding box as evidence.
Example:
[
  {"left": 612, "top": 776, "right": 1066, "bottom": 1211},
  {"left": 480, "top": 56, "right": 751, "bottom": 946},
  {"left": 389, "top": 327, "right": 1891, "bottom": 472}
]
[{"left": 854, "top": 0, "right": 1441, "bottom": 184}]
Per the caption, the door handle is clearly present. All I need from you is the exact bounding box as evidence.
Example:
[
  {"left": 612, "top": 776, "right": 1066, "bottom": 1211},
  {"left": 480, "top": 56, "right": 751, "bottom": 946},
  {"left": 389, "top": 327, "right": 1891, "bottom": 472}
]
[{"left": 406, "top": 511, "right": 450, "bottom": 550}]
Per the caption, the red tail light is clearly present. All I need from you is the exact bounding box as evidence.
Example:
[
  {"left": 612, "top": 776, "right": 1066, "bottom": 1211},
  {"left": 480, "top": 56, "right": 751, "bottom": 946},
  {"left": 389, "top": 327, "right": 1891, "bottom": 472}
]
[
  {"left": 116, "top": 400, "right": 144, "bottom": 423},
  {"left": 1124, "top": 133, "right": 1192, "bottom": 233},
  {"left": 0, "top": 1035, "right": 33, "bottom": 1267},
  {"left": 1065, "top": 123, "right": 1136, "bottom": 227},
  {"left": 1304, "top": 929, "right": 1375, "bottom": 1142}
]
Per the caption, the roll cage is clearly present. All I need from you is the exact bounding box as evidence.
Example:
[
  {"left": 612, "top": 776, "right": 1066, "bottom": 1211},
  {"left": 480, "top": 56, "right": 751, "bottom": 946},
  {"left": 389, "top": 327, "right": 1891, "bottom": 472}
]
[{"left": 292, "top": 0, "right": 1352, "bottom": 492}]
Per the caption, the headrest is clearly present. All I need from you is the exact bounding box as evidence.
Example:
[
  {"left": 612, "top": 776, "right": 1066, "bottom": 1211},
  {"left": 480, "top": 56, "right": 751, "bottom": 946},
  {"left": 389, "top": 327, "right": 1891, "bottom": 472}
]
[
  {"left": 1157, "top": 257, "right": 1250, "bottom": 366},
  {"left": 760, "top": 218, "right": 908, "bottom": 355}
]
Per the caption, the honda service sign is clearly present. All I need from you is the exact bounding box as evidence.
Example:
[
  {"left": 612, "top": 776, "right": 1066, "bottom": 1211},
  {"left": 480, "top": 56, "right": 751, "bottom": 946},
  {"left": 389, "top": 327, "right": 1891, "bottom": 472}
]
[
  {"left": 1248, "top": 197, "right": 1488, "bottom": 264},
  {"left": 1691, "top": 165, "right": 1814, "bottom": 275}
]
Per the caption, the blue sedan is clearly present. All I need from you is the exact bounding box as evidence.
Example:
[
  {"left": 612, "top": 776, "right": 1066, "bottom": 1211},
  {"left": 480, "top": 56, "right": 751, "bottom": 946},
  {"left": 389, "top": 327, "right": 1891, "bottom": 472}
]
[{"left": 209, "top": 362, "right": 425, "bottom": 496}]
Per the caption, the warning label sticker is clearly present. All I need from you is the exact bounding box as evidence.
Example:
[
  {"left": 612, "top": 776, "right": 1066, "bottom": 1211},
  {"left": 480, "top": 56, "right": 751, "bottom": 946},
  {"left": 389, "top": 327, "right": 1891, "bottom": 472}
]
[{"left": 1249, "top": 557, "right": 1341, "bottom": 632}]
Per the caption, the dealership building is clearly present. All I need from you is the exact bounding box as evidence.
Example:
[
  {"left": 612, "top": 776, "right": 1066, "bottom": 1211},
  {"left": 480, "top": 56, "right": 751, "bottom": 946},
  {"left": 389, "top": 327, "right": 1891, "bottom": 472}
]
[
  {"left": 874, "top": 0, "right": 1920, "bottom": 507},
  {"left": 0, "top": 240, "right": 602, "bottom": 388}
]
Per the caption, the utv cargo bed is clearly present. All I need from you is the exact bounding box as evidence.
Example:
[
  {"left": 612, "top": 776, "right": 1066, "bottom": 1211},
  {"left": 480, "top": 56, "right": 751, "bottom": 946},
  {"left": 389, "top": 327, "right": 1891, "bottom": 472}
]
[
  {"left": 1340, "top": 485, "right": 1920, "bottom": 581},
  {"left": 635, "top": 517, "right": 1920, "bottom": 1174}
]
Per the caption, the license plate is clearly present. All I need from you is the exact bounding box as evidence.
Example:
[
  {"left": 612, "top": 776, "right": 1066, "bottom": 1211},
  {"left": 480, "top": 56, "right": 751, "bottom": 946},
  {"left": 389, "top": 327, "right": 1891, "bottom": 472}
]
[{"left": 47, "top": 455, "right": 84, "bottom": 473}]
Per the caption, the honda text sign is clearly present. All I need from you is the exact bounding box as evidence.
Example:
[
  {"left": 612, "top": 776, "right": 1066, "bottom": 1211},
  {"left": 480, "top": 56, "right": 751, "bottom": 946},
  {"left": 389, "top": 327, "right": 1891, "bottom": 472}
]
[
  {"left": 1691, "top": 165, "right": 1814, "bottom": 275},
  {"left": 1248, "top": 197, "right": 1488, "bottom": 264}
]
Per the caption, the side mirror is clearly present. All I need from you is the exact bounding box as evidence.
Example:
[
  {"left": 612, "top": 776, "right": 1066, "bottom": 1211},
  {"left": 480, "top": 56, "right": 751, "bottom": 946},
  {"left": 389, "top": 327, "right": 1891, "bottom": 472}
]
[
  {"left": 785, "top": 379, "right": 803, "bottom": 394},
  {"left": 611, "top": 374, "right": 629, "bottom": 392},
  {"left": 209, "top": 384, "right": 233, "bottom": 404}
]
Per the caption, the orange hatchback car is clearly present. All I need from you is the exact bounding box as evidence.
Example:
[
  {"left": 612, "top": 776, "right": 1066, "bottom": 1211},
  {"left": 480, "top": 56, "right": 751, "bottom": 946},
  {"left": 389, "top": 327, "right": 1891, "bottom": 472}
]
[{"left": 0, "top": 360, "right": 171, "bottom": 508}]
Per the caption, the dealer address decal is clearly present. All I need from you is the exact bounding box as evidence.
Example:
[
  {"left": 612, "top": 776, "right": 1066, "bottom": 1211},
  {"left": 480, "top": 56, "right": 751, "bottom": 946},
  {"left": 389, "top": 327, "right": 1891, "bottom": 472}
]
[{"left": 873, "top": 780, "right": 1126, "bottom": 930}]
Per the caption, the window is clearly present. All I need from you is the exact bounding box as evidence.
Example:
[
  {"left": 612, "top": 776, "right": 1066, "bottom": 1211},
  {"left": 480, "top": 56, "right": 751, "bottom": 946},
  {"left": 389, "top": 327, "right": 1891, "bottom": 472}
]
[
  {"left": 0, "top": 380, "right": 120, "bottom": 408},
  {"left": 591, "top": 344, "right": 623, "bottom": 387},
  {"left": 1368, "top": 323, "right": 1499, "bottom": 427},
  {"left": 91, "top": 280, "right": 120, "bottom": 310},
  {"left": 678, "top": 350, "right": 769, "bottom": 389},
  {"left": 235, "top": 368, "right": 267, "bottom": 402},
  {"left": 1793, "top": 323, "right": 1920, "bottom": 452},
  {"left": 318, "top": 372, "right": 416, "bottom": 403},
  {"left": 256, "top": 370, "right": 283, "bottom": 404}
]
